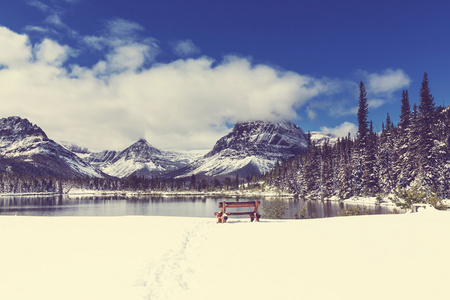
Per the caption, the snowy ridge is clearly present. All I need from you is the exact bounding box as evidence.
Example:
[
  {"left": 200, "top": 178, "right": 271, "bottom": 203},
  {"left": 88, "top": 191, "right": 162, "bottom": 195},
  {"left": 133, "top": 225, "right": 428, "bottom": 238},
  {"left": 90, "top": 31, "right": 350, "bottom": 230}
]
[{"left": 85, "top": 139, "right": 203, "bottom": 178}]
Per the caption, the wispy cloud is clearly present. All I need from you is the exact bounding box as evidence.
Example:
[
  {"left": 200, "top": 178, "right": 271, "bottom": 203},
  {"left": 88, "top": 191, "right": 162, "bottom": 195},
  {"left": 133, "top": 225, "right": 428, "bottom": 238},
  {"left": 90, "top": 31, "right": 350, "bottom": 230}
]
[
  {"left": 103, "top": 18, "right": 145, "bottom": 40},
  {"left": 171, "top": 39, "right": 201, "bottom": 57},
  {"left": 82, "top": 18, "right": 160, "bottom": 75},
  {"left": 363, "top": 68, "right": 411, "bottom": 96},
  {"left": 27, "top": 0, "right": 50, "bottom": 12},
  {"left": 26, "top": 0, "right": 79, "bottom": 40},
  {"left": 306, "top": 106, "right": 317, "bottom": 120},
  {"left": 45, "top": 14, "right": 65, "bottom": 27}
]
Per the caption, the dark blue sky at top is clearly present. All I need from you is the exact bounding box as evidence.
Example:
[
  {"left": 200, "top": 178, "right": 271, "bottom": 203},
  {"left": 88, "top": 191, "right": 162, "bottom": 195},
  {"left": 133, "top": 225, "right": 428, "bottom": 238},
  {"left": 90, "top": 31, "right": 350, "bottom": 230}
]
[{"left": 2, "top": 0, "right": 450, "bottom": 133}]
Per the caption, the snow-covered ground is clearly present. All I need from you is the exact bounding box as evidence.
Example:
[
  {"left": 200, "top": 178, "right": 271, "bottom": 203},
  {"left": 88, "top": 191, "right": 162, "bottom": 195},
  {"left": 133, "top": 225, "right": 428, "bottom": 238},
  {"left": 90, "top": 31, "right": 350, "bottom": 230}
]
[{"left": 1, "top": 210, "right": 449, "bottom": 300}]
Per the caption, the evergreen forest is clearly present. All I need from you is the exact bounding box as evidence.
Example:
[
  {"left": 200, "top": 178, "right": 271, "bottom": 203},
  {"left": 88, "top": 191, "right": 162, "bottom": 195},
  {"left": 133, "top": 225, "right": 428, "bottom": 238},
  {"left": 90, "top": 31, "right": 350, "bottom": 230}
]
[{"left": 266, "top": 73, "right": 450, "bottom": 200}]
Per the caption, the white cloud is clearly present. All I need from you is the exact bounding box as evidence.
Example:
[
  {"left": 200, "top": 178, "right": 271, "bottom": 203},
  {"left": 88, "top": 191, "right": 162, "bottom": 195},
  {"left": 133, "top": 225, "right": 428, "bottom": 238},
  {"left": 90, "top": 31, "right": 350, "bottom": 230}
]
[
  {"left": 0, "top": 26, "right": 339, "bottom": 151},
  {"left": 365, "top": 68, "right": 410, "bottom": 95},
  {"left": 0, "top": 27, "right": 32, "bottom": 67},
  {"left": 320, "top": 122, "right": 357, "bottom": 138},
  {"left": 172, "top": 40, "right": 201, "bottom": 57},
  {"left": 94, "top": 43, "right": 156, "bottom": 74},
  {"left": 34, "top": 39, "right": 74, "bottom": 66}
]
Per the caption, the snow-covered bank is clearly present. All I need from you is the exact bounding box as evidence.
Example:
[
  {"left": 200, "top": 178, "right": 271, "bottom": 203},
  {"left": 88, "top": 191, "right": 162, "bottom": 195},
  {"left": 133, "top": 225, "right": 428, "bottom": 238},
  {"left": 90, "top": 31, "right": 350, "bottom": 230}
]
[
  {"left": 1, "top": 212, "right": 449, "bottom": 300},
  {"left": 66, "top": 188, "right": 295, "bottom": 198}
]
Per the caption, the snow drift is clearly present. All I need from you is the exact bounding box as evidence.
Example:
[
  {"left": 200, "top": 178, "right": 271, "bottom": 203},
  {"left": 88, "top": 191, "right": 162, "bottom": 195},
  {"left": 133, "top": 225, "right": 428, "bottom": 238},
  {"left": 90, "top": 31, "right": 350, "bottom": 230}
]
[{"left": 1, "top": 210, "right": 449, "bottom": 300}]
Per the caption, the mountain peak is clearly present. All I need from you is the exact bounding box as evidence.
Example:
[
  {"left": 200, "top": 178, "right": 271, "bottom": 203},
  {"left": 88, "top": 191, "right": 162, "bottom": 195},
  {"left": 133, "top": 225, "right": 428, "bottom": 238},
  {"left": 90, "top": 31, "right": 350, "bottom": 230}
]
[
  {"left": 137, "top": 138, "right": 148, "bottom": 144},
  {"left": 113, "top": 138, "right": 162, "bottom": 163},
  {"left": 206, "top": 120, "right": 307, "bottom": 158},
  {"left": 177, "top": 120, "right": 308, "bottom": 178},
  {"left": 0, "top": 116, "right": 48, "bottom": 140},
  {"left": 0, "top": 116, "right": 104, "bottom": 178},
  {"left": 130, "top": 138, "right": 159, "bottom": 152}
]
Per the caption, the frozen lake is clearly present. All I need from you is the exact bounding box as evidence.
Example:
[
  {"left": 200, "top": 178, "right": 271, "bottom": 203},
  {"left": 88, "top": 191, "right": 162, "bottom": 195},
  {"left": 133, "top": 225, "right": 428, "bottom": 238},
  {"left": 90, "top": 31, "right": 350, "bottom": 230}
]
[{"left": 0, "top": 195, "right": 393, "bottom": 218}]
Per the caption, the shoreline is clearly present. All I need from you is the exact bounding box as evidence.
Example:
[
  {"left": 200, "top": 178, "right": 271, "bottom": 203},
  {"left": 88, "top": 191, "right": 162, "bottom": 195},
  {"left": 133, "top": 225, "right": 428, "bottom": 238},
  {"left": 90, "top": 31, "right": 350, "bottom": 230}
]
[{"left": 0, "top": 189, "right": 400, "bottom": 208}]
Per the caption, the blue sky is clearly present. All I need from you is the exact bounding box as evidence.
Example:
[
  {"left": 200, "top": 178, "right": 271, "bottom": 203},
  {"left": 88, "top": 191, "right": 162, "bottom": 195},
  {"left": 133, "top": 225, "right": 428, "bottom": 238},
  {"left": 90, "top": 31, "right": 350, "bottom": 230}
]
[{"left": 1, "top": 0, "right": 450, "bottom": 150}]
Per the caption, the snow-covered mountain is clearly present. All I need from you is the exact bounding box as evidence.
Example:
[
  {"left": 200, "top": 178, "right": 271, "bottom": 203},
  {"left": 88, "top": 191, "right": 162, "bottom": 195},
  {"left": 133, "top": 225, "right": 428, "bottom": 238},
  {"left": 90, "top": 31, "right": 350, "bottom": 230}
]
[
  {"left": 101, "top": 139, "right": 196, "bottom": 178},
  {"left": 174, "top": 120, "right": 308, "bottom": 178},
  {"left": 66, "top": 139, "right": 203, "bottom": 178},
  {"left": 309, "top": 131, "right": 339, "bottom": 146},
  {"left": 1, "top": 116, "right": 337, "bottom": 180},
  {"left": 0, "top": 117, "right": 104, "bottom": 178}
]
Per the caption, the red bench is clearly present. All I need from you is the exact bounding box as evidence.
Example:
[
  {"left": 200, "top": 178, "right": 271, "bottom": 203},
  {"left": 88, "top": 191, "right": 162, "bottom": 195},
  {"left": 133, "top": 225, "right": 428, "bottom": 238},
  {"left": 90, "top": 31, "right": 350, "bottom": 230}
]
[{"left": 214, "top": 200, "right": 261, "bottom": 223}]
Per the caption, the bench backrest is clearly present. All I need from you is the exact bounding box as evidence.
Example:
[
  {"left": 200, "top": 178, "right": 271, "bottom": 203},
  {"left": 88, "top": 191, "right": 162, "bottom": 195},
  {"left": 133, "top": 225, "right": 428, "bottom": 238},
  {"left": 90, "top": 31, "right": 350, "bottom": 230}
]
[{"left": 219, "top": 201, "right": 260, "bottom": 208}]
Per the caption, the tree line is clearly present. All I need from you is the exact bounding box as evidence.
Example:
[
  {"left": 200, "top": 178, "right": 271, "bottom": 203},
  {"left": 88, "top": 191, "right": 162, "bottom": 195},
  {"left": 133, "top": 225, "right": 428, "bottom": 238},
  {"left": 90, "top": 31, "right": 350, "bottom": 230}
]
[
  {"left": 266, "top": 73, "right": 450, "bottom": 200},
  {"left": 0, "top": 172, "right": 251, "bottom": 194}
]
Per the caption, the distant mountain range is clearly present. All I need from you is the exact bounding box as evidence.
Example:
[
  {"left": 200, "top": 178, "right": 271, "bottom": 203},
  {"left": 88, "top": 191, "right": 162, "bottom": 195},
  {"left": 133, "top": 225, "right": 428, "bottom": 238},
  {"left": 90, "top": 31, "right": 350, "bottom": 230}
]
[
  {"left": 62, "top": 139, "right": 203, "bottom": 178},
  {"left": 0, "top": 116, "right": 336, "bottom": 179}
]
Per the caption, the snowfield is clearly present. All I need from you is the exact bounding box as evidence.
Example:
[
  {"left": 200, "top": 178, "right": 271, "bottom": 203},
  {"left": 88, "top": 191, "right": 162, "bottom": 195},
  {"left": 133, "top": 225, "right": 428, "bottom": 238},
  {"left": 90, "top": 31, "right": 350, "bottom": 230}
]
[{"left": 1, "top": 211, "right": 449, "bottom": 300}]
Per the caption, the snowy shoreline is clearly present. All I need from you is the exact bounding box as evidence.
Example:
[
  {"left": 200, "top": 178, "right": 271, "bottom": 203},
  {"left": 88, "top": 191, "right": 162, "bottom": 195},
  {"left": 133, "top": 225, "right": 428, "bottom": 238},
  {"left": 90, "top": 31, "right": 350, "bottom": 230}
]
[
  {"left": 1, "top": 211, "right": 450, "bottom": 300},
  {"left": 3, "top": 190, "right": 447, "bottom": 214}
]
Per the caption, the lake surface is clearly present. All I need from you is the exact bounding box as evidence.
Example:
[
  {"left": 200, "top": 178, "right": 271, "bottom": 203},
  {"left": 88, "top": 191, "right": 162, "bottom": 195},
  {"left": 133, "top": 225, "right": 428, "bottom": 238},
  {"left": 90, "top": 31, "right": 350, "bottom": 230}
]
[{"left": 0, "top": 195, "right": 393, "bottom": 219}]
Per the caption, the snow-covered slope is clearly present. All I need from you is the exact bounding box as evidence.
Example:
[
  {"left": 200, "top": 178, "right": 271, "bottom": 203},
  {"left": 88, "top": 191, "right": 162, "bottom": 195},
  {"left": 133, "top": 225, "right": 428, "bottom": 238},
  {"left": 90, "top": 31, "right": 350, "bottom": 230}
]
[
  {"left": 0, "top": 116, "right": 104, "bottom": 178},
  {"left": 86, "top": 139, "right": 203, "bottom": 178},
  {"left": 60, "top": 141, "right": 119, "bottom": 168},
  {"left": 176, "top": 120, "right": 308, "bottom": 178}
]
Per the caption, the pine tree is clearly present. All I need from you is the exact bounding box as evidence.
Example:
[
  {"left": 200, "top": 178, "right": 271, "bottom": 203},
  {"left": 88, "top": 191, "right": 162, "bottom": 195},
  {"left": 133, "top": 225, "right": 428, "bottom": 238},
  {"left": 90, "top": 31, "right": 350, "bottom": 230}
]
[
  {"left": 362, "top": 121, "right": 378, "bottom": 196},
  {"left": 379, "top": 113, "right": 396, "bottom": 194},
  {"left": 353, "top": 81, "right": 369, "bottom": 195},
  {"left": 399, "top": 104, "right": 420, "bottom": 188},
  {"left": 337, "top": 136, "right": 353, "bottom": 199},
  {"left": 304, "top": 141, "right": 320, "bottom": 198},
  {"left": 357, "top": 81, "right": 369, "bottom": 148},
  {"left": 394, "top": 89, "right": 411, "bottom": 182},
  {"left": 416, "top": 72, "right": 437, "bottom": 190},
  {"left": 319, "top": 142, "right": 333, "bottom": 199},
  {"left": 437, "top": 107, "right": 450, "bottom": 198},
  {"left": 399, "top": 89, "right": 411, "bottom": 131}
]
